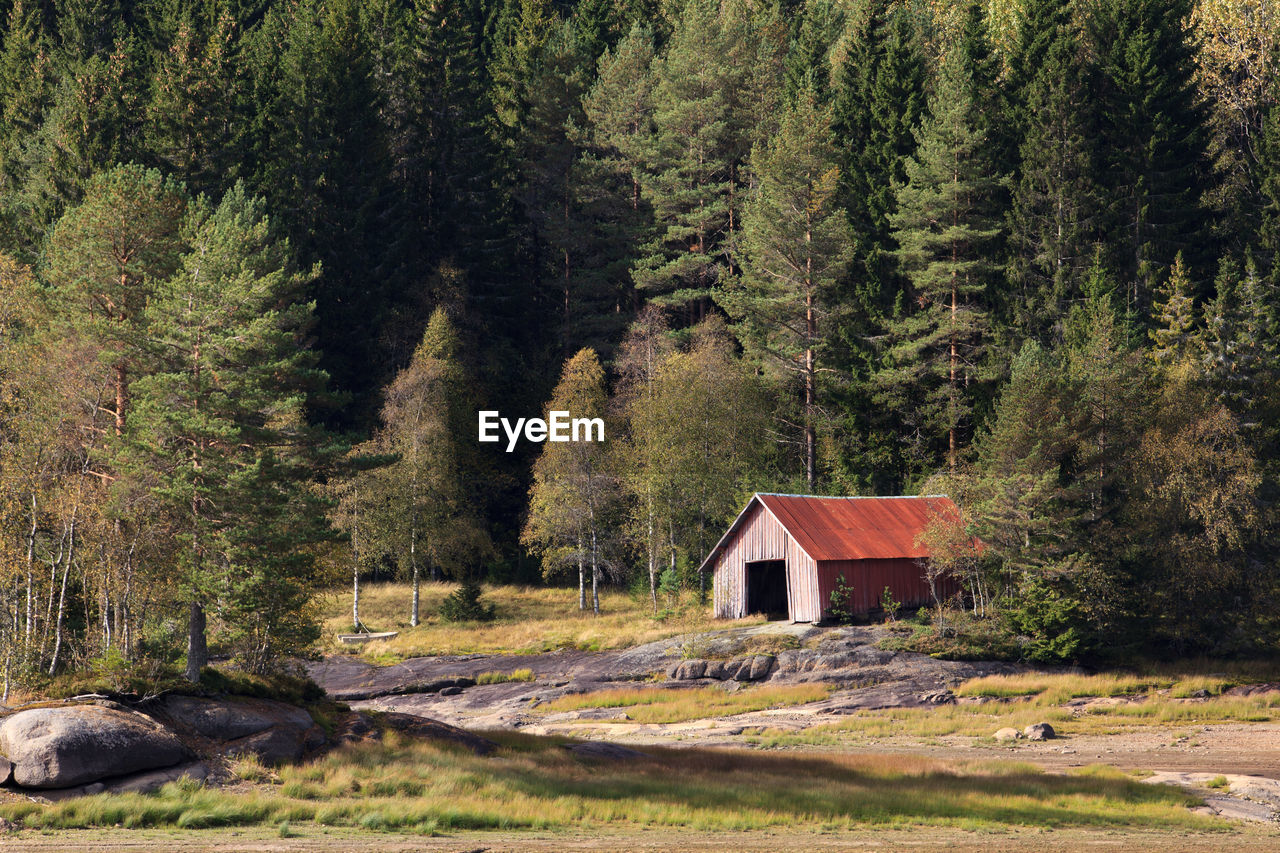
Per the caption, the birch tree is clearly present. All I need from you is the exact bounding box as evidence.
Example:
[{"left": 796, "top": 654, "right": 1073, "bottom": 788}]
[{"left": 522, "top": 348, "right": 618, "bottom": 614}]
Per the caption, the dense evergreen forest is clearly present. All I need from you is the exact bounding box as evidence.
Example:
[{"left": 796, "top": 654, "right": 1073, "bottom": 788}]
[{"left": 0, "top": 0, "right": 1278, "bottom": 689}]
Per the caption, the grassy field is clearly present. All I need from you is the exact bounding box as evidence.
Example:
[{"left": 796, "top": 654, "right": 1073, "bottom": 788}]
[
  {"left": 743, "top": 669, "right": 1280, "bottom": 746},
  {"left": 0, "top": 731, "right": 1218, "bottom": 836},
  {"left": 319, "top": 582, "right": 757, "bottom": 661},
  {"left": 541, "top": 683, "right": 833, "bottom": 723},
  {"left": 956, "top": 666, "right": 1280, "bottom": 703}
]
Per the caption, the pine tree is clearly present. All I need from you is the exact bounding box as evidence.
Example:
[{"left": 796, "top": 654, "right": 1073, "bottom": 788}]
[
  {"left": 583, "top": 22, "right": 655, "bottom": 217},
  {"left": 374, "top": 0, "right": 515, "bottom": 353},
  {"left": 513, "top": 20, "right": 618, "bottom": 356},
  {"left": 721, "top": 80, "right": 850, "bottom": 489},
  {"left": 242, "top": 0, "right": 389, "bottom": 419},
  {"left": 1200, "top": 254, "right": 1279, "bottom": 423},
  {"left": 631, "top": 0, "right": 729, "bottom": 313},
  {"left": 489, "top": 0, "right": 557, "bottom": 145},
  {"left": 631, "top": 0, "right": 750, "bottom": 315},
  {"left": 573, "top": 0, "right": 626, "bottom": 60},
  {"left": 1005, "top": 0, "right": 1100, "bottom": 337},
  {"left": 971, "top": 340, "right": 1076, "bottom": 576},
  {"left": 831, "top": 1, "right": 926, "bottom": 323},
  {"left": 879, "top": 28, "right": 1008, "bottom": 476},
  {"left": 1089, "top": 0, "right": 1211, "bottom": 318},
  {"left": 1060, "top": 259, "right": 1146, "bottom": 536},
  {"left": 144, "top": 6, "right": 242, "bottom": 197},
  {"left": 126, "top": 183, "right": 334, "bottom": 680},
  {"left": 782, "top": 0, "right": 843, "bottom": 104},
  {"left": 576, "top": 24, "right": 658, "bottom": 336},
  {"left": 53, "top": 0, "right": 125, "bottom": 62},
  {"left": 0, "top": 0, "right": 55, "bottom": 258},
  {"left": 824, "top": 2, "right": 927, "bottom": 491},
  {"left": 10, "top": 33, "right": 147, "bottom": 257},
  {"left": 1149, "top": 252, "right": 1196, "bottom": 372},
  {"left": 45, "top": 164, "right": 190, "bottom": 439}
]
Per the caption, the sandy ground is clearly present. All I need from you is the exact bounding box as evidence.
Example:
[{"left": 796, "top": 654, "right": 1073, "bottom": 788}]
[{"left": 6, "top": 824, "right": 1280, "bottom": 852}]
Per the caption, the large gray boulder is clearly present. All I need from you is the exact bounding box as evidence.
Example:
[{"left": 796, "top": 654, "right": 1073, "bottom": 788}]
[
  {"left": 0, "top": 705, "right": 187, "bottom": 789},
  {"left": 748, "top": 655, "right": 775, "bottom": 681},
  {"left": 156, "top": 695, "right": 312, "bottom": 741},
  {"left": 154, "top": 695, "right": 324, "bottom": 766},
  {"left": 1023, "top": 722, "right": 1056, "bottom": 741}
]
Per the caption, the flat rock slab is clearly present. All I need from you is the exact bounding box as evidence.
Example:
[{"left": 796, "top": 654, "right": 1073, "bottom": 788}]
[
  {"left": 0, "top": 705, "right": 187, "bottom": 789},
  {"left": 1143, "top": 770, "right": 1280, "bottom": 823},
  {"left": 566, "top": 741, "right": 648, "bottom": 761}
]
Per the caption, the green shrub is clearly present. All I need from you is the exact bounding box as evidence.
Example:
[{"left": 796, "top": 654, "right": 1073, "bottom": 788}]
[
  {"left": 880, "top": 587, "right": 901, "bottom": 622},
  {"left": 828, "top": 574, "right": 855, "bottom": 624},
  {"left": 1004, "top": 564, "right": 1093, "bottom": 663},
  {"left": 439, "top": 578, "right": 497, "bottom": 623}
]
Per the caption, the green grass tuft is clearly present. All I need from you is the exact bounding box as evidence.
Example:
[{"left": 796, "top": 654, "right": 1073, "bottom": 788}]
[{"left": 477, "top": 668, "right": 535, "bottom": 685}]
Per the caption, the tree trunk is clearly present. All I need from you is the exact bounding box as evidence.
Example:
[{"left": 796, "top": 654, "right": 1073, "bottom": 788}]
[
  {"left": 577, "top": 536, "right": 586, "bottom": 611},
  {"left": 48, "top": 515, "right": 76, "bottom": 677},
  {"left": 411, "top": 563, "right": 420, "bottom": 628},
  {"left": 24, "top": 493, "right": 35, "bottom": 666},
  {"left": 114, "top": 362, "right": 127, "bottom": 437},
  {"left": 351, "top": 487, "right": 361, "bottom": 630},
  {"left": 804, "top": 219, "right": 817, "bottom": 490},
  {"left": 122, "top": 542, "right": 134, "bottom": 658},
  {"left": 591, "top": 524, "right": 600, "bottom": 616},
  {"left": 949, "top": 272, "right": 958, "bottom": 471},
  {"left": 352, "top": 565, "right": 361, "bottom": 631},
  {"left": 668, "top": 518, "right": 678, "bottom": 606},
  {"left": 647, "top": 502, "right": 658, "bottom": 614},
  {"left": 410, "top": 492, "right": 420, "bottom": 626},
  {"left": 185, "top": 600, "right": 207, "bottom": 683},
  {"left": 804, "top": 339, "right": 816, "bottom": 489},
  {"left": 47, "top": 558, "right": 71, "bottom": 677}
]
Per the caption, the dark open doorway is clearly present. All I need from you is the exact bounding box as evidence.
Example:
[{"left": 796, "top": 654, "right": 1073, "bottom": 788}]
[{"left": 746, "top": 560, "right": 789, "bottom": 619}]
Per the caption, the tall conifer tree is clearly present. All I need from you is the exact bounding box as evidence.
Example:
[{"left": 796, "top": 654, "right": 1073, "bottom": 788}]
[
  {"left": 879, "top": 19, "right": 1008, "bottom": 476},
  {"left": 723, "top": 79, "right": 850, "bottom": 489},
  {"left": 1005, "top": 0, "right": 1100, "bottom": 338},
  {"left": 1089, "top": 0, "right": 1210, "bottom": 318},
  {"left": 127, "top": 184, "right": 334, "bottom": 679}
]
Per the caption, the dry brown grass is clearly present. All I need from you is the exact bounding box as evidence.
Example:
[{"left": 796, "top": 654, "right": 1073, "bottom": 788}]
[{"left": 320, "top": 582, "right": 760, "bottom": 661}]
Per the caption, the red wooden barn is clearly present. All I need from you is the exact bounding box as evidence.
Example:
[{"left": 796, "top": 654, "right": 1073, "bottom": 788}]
[{"left": 701, "top": 493, "right": 963, "bottom": 622}]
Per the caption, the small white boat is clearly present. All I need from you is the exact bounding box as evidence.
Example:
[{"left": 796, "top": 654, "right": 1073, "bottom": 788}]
[{"left": 337, "top": 631, "right": 399, "bottom": 645}]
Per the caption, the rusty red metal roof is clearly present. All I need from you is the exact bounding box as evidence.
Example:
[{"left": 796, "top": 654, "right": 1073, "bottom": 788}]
[
  {"left": 699, "top": 493, "right": 964, "bottom": 572},
  {"left": 756, "top": 493, "right": 961, "bottom": 561}
]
